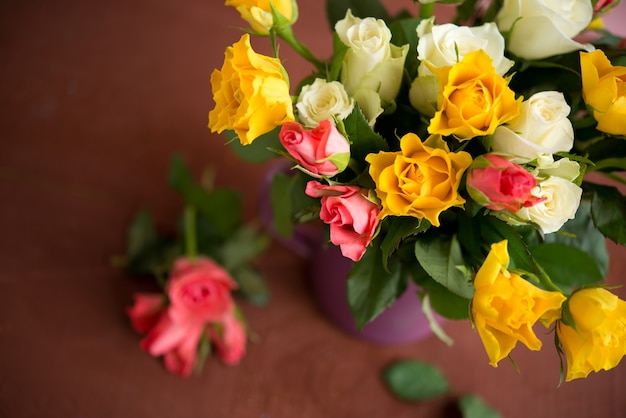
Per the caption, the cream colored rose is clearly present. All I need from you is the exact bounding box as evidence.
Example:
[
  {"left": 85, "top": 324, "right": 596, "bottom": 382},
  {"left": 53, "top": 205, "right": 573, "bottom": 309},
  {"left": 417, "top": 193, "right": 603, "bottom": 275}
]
[
  {"left": 409, "top": 75, "right": 439, "bottom": 117},
  {"left": 296, "top": 78, "right": 354, "bottom": 128},
  {"left": 335, "top": 9, "right": 408, "bottom": 124},
  {"left": 417, "top": 19, "right": 514, "bottom": 76},
  {"left": 495, "top": 0, "right": 593, "bottom": 60},
  {"left": 516, "top": 176, "right": 582, "bottom": 234},
  {"left": 491, "top": 91, "right": 574, "bottom": 161}
]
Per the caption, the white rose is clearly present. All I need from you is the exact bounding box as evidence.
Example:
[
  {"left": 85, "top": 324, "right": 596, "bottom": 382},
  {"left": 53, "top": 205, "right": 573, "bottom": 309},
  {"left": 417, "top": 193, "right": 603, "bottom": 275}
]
[
  {"left": 416, "top": 19, "right": 514, "bottom": 76},
  {"left": 296, "top": 78, "right": 355, "bottom": 128},
  {"left": 495, "top": 0, "right": 593, "bottom": 60},
  {"left": 335, "top": 9, "right": 408, "bottom": 123},
  {"left": 516, "top": 176, "right": 582, "bottom": 234},
  {"left": 491, "top": 91, "right": 574, "bottom": 161},
  {"left": 408, "top": 75, "right": 439, "bottom": 117},
  {"left": 534, "top": 155, "right": 580, "bottom": 182}
]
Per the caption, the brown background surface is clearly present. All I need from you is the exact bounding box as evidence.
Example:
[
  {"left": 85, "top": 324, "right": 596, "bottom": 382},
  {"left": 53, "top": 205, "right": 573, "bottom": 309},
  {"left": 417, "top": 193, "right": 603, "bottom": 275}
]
[{"left": 2, "top": 1, "right": 626, "bottom": 417}]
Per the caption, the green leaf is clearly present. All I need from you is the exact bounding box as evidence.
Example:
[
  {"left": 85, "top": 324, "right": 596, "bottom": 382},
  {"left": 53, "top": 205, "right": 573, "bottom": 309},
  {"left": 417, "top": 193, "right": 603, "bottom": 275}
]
[
  {"left": 380, "top": 216, "right": 429, "bottom": 271},
  {"left": 326, "top": 0, "right": 391, "bottom": 30},
  {"left": 219, "top": 225, "right": 271, "bottom": 271},
  {"left": 347, "top": 243, "right": 406, "bottom": 330},
  {"left": 168, "top": 155, "right": 242, "bottom": 238},
  {"left": 126, "top": 210, "right": 158, "bottom": 261},
  {"left": 382, "top": 360, "right": 449, "bottom": 401},
  {"left": 458, "top": 394, "right": 501, "bottom": 418},
  {"left": 589, "top": 184, "right": 626, "bottom": 245},
  {"left": 226, "top": 127, "right": 283, "bottom": 163},
  {"left": 530, "top": 243, "right": 604, "bottom": 291},
  {"left": 328, "top": 32, "right": 348, "bottom": 82},
  {"left": 389, "top": 17, "right": 421, "bottom": 78},
  {"left": 543, "top": 202, "right": 609, "bottom": 276},
  {"left": 480, "top": 216, "right": 539, "bottom": 275},
  {"left": 232, "top": 266, "right": 270, "bottom": 306},
  {"left": 419, "top": 278, "right": 470, "bottom": 320},
  {"left": 414, "top": 235, "right": 474, "bottom": 299},
  {"left": 270, "top": 172, "right": 296, "bottom": 237},
  {"left": 343, "top": 105, "right": 389, "bottom": 170}
]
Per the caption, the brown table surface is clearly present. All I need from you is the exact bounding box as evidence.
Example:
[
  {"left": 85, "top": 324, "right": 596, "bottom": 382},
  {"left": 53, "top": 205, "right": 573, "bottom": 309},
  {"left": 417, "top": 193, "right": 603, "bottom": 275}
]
[{"left": 2, "top": 1, "right": 626, "bottom": 417}]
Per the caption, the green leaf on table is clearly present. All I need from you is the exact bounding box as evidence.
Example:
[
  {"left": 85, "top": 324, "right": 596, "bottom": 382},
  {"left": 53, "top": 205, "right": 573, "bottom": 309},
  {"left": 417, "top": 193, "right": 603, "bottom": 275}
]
[
  {"left": 232, "top": 265, "right": 270, "bottom": 306},
  {"left": 458, "top": 394, "right": 501, "bottom": 418},
  {"left": 226, "top": 127, "right": 282, "bottom": 163},
  {"left": 414, "top": 235, "right": 474, "bottom": 299},
  {"left": 530, "top": 243, "right": 604, "bottom": 291},
  {"left": 382, "top": 360, "right": 449, "bottom": 401},
  {"left": 343, "top": 106, "right": 389, "bottom": 169},
  {"left": 220, "top": 224, "right": 270, "bottom": 271},
  {"left": 126, "top": 210, "right": 158, "bottom": 261},
  {"left": 168, "top": 154, "right": 242, "bottom": 239},
  {"left": 589, "top": 184, "right": 626, "bottom": 245},
  {"left": 326, "top": 0, "right": 391, "bottom": 30},
  {"left": 347, "top": 243, "right": 406, "bottom": 330}
]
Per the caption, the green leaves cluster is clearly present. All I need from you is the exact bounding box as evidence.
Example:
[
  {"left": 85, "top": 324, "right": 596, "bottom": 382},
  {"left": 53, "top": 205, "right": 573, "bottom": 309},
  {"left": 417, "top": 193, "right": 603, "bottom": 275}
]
[
  {"left": 122, "top": 155, "right": 271, "bottom": 305},
  {"left": 383, "top": 359, "right": 501, "bottom": 418}
]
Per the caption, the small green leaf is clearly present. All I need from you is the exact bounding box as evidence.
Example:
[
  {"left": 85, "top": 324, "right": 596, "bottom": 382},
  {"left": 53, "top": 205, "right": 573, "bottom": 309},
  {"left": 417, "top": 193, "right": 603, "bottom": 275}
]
[
  {"left": 382, "top": 360, "right": 449, "bottom": 401},
  {"left": 389, "top": 17, "right": 421, "bottom": 78},
  {"left": 590, "top": 184, "right": 626, "bottom": 245},
  {"left": 530, "top": 243, "right": 604, "bottom": 291},
  {"left": 342, "top": 106, "right": 389, "bottom": 170},
  {"left": 347, "top": 243, "right": 407, "bottom": 330},
  {"left": 220, "top": 225, "right": 270, "bottom": 271},
  {"left": 458, "top": 394, "right": 501, "bottom": 418},
  {"left": 420, "top": 279, "right": 471, "bottom": 320},
  {"left": 380, "top": 216, "right": 429, "bottom": 271},
  {"left": 480, "top": 216, "right": 539, "bottom": 275},
  {"left": 270, "top": 172, "right": 296, "bottom": 237},
  {"left": 414, "top": 235, "right": 474, "bottom": 299},
  {"left": 232, "top": 266, "right": 270, "bottom": 306},
  {"left": 328, "top": 32, "right": 348, "bottom": 82},
  {"left": 226, "top": 127, "right": 283, "bottom": 163},
  {"left": 126, "top": 210, "right": 158, "bottom": 261}
]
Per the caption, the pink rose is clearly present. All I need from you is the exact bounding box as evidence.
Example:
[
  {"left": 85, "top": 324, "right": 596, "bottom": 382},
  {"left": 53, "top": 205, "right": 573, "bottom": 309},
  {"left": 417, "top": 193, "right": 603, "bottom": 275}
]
[
  {"left": 467, "top": 154, "right": 545, "bottom": 212},
  {"left": 279, "top": 119, "right": 350, "bottom": 177},
  {"left": 209, "top": 310, "right": 247, "bottom": 365},
  {"left": 139, "top": 311, "right": 205, "bottom": 377},
  {"left": 127, "top": 293, "right": 166, "bottom": 334},
  {"left": 167, "top": 257, "right": 238, "bottom": 324},
  {"left": 305, "top": 180, "right": 380, "bottom": 262}
]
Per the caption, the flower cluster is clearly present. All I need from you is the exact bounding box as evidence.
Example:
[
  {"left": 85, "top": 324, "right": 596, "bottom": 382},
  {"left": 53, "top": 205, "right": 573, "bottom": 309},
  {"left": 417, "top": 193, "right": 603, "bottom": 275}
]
[
  {"left": 128, "top": 257, "right": 247, "bottom": 377},
  {"left": 209, "top": 0, "right": 626, "bottom": 382}
]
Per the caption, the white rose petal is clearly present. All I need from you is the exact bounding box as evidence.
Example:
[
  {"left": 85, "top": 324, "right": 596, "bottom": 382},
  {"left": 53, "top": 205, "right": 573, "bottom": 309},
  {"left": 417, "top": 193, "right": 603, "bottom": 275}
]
[
  {"left": 409, "top": 75, "right": 439, "bottom": 117},
  {"left": 296, "top": 79, "right": 355, "bottom": 127},
  {"left": 492, "top": 91, "right": 574, "bottom": 161},
  {"left": 417, "top": 21, "right": 513, "bottom": 76},
  {"left": 517, "top": 176, "right": 582, "bottom": 234},
  {"left": 495, "top": 0, "right": 593, "bottom": 60}
]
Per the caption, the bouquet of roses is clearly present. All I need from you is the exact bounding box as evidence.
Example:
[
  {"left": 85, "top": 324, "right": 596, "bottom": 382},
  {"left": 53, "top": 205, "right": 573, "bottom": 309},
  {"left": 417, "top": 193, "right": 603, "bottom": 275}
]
[{"left": 208, "top": 0, "right": 626, "bottom": 382}]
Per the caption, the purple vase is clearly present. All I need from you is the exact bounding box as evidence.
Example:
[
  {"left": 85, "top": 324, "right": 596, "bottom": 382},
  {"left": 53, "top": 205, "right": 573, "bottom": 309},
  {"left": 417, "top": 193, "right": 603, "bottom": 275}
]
[{"left": 260, "top": 162, "right": 435, "bottom": 345}]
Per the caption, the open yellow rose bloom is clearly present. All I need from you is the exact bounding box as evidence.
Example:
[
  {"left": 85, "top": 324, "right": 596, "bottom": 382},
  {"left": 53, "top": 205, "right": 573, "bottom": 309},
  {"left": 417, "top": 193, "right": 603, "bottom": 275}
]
[
  {"left": 472, "top": 240, "right": 566, "bottom": 367},
  {"left": 208, "top": 34, "right": 294, "bottom": 145},
  {"left": 366, "top": 133, "right": 472, "bottom": 226}
]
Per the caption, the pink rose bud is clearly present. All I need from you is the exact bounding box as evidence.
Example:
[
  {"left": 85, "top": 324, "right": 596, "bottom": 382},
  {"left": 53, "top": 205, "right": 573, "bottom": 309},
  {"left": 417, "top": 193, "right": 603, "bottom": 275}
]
[
  {"left": 305, "top": 180, "right": 380, "bottom": 262},
  {"left": 279, "top": 119, "right": 350, "bottom": 177},
  {"left": 140, "top": 311, "right": 205, "bottom": 377},
  {"left": 467, "top": 154, "right": 545, "bottom": 212},
  {"left": 127, "top": 293, "right": 166, "bottom": 334},
  {"left": 209, "top": 310, "right": 247, "bottom": 366},
  {"left": 167, "top": 257, "right": 238, "bottom": 324}
]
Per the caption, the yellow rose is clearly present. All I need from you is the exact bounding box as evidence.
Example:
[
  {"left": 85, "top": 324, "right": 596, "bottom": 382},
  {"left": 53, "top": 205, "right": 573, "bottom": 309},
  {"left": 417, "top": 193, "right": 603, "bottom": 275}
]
[
  {"left": 225, "top": 0, "right": 296, "bottom": 35},
  {"left": 472, "top": 240, "right": 566, "bottom": 367},
  {"left": 557, "top": 288, "right": 626, "bottom": 381},
  {"left": 580, "top": 50, "right": 626, "bottom": 136},
  {"left": 208, "top": 34, "right": 294, "bottom": 145},
  {"left": 428, "top": 49, "right": 522, "bottom": 140},
  {"left": 365, "top": 133, "right": 472, "bottom": 226}
]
